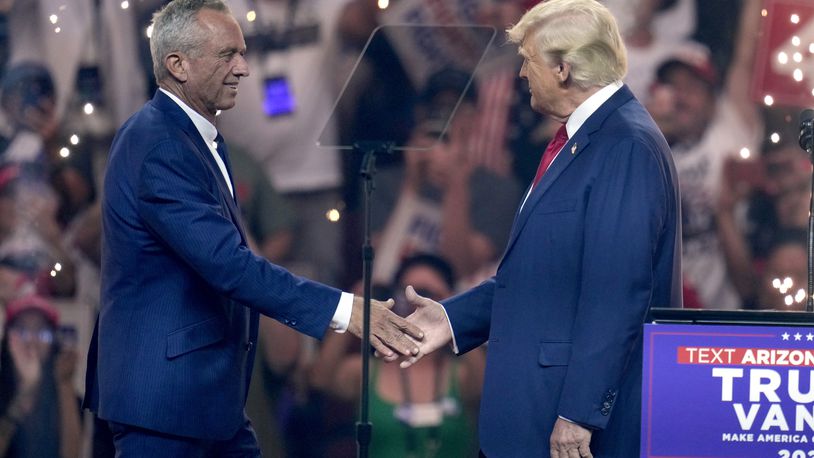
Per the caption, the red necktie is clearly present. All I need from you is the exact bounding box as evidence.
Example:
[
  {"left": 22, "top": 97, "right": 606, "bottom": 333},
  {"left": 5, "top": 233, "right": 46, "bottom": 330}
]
[{"left": 532, "top": 124, "right": 568, "bottom": 187}]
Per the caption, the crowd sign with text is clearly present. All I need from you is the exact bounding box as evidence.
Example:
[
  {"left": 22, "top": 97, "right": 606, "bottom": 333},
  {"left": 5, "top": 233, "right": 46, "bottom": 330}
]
[
  {"left": 642, "top": 324, "right": 814, "bottom": 458},
  {"left": 380, "top": 0, "right": 490, "bottom": 89}
]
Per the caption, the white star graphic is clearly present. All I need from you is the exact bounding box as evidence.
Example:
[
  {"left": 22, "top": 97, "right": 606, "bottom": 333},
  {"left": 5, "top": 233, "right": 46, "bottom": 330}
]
[
  {"left": 782, "top": 332, "right": 790, "bottom": 340},
  {"left": 807, "top": 333, "right": 814, "bottom": 342},
  {"left": 794, "top": 333, "right": 803, "bottom": 341}
]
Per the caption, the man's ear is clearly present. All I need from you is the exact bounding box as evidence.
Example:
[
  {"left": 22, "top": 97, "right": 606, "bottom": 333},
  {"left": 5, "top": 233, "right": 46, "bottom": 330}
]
[
  {"left": 165, "top": 52, "right": 188, "bottom": 82},
  {"left": 557, "top": 62, "right": 571, "bottom": 84}
]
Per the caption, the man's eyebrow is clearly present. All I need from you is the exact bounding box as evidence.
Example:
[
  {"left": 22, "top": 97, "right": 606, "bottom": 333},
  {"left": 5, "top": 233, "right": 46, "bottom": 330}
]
[{"left": 218, "top": 46, "right": 243, "bottom": 56}]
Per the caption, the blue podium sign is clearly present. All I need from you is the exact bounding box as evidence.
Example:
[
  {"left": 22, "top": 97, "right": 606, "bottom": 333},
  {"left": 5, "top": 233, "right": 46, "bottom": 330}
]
[{"left": 642, "top": 323, "right": 814, "bottom": 458}]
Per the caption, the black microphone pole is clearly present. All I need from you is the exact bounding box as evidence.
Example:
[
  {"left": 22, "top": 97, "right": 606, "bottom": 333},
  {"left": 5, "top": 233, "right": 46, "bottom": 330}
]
[
  {"left": 355, "top": 140, "right": 393, "bottom": 458},
  {"left": 800, "top": 109, "right": 814, "bottom": 312}
]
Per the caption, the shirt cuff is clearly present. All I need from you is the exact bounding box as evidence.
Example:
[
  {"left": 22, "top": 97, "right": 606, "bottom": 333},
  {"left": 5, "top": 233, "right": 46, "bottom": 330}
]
[
  {"left": 558, "top": 415, "right": 576, "bottom": 424},
  {"left": 330, "top": 292, "right": 354, "bottom": 333},
  {"left": 558, "top": 415, "right": 597, "bottom": 431},
  {"left": 440, "top": 305, "right": 460, "bottom": 354}
]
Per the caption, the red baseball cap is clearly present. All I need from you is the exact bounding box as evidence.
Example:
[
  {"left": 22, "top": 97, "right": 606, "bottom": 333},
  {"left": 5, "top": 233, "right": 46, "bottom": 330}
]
[
  {"left": 656, "top": 41, "right": 719, "bottom": 88},
  {"left": 5, "top": 294, "right": 59, "bottom": 327}
]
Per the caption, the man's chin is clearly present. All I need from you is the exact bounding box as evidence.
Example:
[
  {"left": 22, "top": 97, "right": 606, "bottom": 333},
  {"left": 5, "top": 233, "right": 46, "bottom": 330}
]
[{"left": 216, "top": 100, "right": 237, "bottom": 112}]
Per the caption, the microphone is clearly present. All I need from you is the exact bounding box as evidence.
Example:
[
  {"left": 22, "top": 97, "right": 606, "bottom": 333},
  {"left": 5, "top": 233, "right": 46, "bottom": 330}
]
[{"left": 801, "top": 109, "right": 814, "bottom": 155}]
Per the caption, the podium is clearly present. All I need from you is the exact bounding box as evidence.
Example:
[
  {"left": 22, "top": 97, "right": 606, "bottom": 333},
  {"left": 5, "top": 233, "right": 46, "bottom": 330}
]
[{"left": 642, "top": 308, "right": 814, "bottom": 458}]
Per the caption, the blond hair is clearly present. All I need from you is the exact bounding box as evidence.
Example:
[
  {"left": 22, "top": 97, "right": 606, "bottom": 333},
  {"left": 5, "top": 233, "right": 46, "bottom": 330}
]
[{"left": 508, "top": 0, "right": 627, "bottom": 89}]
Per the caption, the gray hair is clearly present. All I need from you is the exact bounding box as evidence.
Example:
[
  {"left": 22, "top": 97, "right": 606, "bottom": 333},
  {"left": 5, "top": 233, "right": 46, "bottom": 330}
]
[
  {"left": 149, "top": 0, "right": 231, "bottom": 83},
  {"left": 508, "top": 0, "right": 627, "bottom": 89}
]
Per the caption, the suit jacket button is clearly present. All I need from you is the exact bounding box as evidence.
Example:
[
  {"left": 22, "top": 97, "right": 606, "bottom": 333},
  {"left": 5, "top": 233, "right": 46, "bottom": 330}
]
[
  {"left": 602, "top": 401, "right": 611, "bottom": 409},
  {"left": 290, "top": 320, "right": 297, "bottom": 326},
  {"left": 600, "top": 408, "right": 609, "bottom": 416},
  {"left": 246, "top": 341, "right": 254, "bottom": 351}
]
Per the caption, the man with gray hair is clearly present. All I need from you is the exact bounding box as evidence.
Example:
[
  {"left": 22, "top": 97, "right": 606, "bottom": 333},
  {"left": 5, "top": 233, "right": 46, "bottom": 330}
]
[
  {"left": 400, "top": 1, "right": 682, "bottom": 456},
  {"left": 83, "top": 1, "right": 423, "bottom": 455}
]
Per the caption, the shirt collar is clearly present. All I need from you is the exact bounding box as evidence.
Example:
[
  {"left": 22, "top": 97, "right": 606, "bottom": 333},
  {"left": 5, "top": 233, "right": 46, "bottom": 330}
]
[
  {"left": 159, "top": 88, "right": 219, "bottom": 147},
  {"left": 564, "top": 81, "right": 623, "bottom": 138}
]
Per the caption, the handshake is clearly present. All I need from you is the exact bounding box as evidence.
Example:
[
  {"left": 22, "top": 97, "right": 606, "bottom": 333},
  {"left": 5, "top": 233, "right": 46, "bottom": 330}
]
[{"left": 347, "top": 286, "right": 452, "bottom": 368}]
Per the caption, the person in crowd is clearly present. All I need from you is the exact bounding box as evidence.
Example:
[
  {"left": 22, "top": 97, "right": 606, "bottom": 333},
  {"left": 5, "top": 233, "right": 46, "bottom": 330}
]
[
  {"left": 3, "top": 0, "right": 146, "bottom": 131},
  {"left": 0, "top": 64, "right": 79, "bottom": 299},
  {"left": 83, "top": 1, "right": 422, "bottom": 455},
  {"left": 371, "top": 68, "right": 522, "bottom": 285},
  {"left": 646, "top": 0, "right": 761, "bottom": 310},
  {"left": 396, "top": 1, "right": 681, "bottom": 456},
  {"left": 741, "top": 138, "right": 811, "bottom": 260},
  {"left": 716, "top": 133, "right": 810, "bottom": 309},
  {"left": 229, "top": 144, "right": 295, "bottom": 265},
  {"left": 755, "top": 235, "right": 808, "bottom": 312},
  {"left": 217, "top": 0, "right": 350, "bottom": 287},
  {"left": 342, "top": 0, "right": 549, "bottom": 189},
  {"left": 0, "top": 294, "right": 81, "bottom": 458},
  {"left": 0, "top": 62, "right": 59, "bottom": 167},
  {"left": 0, "top": 260, "right": 27, "bottom": 305},
  {"left": 607, "top": 0, "right": 697, "bottom": 98},
  {"left": 312, "top": 254, "right": 485, "bottom": 457},
  {"left": 0, "top": 163, "right": 75, "bottom": 299}
]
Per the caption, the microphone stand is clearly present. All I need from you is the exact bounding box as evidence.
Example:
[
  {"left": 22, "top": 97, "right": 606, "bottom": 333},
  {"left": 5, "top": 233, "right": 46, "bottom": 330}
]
[
  {"left": 354, "top": 140, "right": 393, "bottom": 458},
  {"left": 801, "top": 109, "right": 813, "bottom": 312},
  {"left": 808, "top": 168, "right": 813, "bottom": 313}
]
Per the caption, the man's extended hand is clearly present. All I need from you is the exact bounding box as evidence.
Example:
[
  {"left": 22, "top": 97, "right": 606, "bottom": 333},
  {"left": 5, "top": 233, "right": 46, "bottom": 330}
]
[
  {"left": 550, "top": 418, "right": 593, "bottom": 458},
  {"left": 347, "top": 295, "right": 424, "bottom": 358},
  {"left": 397, "top": 285, "right": 453, "bottom": 368}
]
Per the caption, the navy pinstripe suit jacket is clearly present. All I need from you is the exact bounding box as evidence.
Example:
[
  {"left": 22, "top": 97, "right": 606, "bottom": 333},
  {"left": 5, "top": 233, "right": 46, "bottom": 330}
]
[
  {"left": 442, "top": 85, "right": 682, "bottom": 457},
  {"left": 84, "top": 90, "right": 340, "bottom": 439}
]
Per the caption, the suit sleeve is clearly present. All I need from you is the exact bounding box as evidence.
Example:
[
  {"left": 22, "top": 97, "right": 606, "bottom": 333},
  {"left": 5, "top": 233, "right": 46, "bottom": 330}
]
[
  {"left": 443, "top": 277, "right": 496, "bottom": 354},
  {"left": 135, "top": 140, "right": 339, "bottom": 339},
  {"left": 556, "top": 138, "right": 669, "bottom": 429}
]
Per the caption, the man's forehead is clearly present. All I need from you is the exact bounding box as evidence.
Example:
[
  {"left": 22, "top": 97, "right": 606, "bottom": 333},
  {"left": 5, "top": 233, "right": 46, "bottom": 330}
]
[
  {"left": 518, "top": 32, "right": 541, "bottom": 56},
  {"left": 518, "top": 39, "right": 535, "bottom": 58}
]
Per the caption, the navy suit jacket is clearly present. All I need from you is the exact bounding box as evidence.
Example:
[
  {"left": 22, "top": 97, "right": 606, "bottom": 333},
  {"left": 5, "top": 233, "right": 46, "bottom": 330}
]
[
  {"left": 444, "top": 85, "right": 681, "bottom": 457},
  {"left": 84, "top": 90, "right": 341, "bottom": 440}
]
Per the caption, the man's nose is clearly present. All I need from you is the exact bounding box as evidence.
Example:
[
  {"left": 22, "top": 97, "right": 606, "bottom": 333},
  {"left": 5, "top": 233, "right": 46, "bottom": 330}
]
[{"left": 234, "top": 55, "right": 250, "bottom": 77}]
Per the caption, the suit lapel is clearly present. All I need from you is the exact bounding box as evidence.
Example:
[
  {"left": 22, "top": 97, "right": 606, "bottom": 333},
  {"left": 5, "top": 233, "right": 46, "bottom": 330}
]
[
  {"left": 152, "top": 91, "right": 248, "bottom": 242},
  {"left": 498, "top": 85, "right": 635, "bottom": 267},
  {"left": 509, "top": 136, "right": 586, "bottom": 240}
]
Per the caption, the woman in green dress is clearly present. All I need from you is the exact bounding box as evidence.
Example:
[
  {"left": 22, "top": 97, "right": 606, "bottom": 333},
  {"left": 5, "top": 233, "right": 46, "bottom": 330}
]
[{"left": 311, "top": 254, "right": 485, "bottom": 457}]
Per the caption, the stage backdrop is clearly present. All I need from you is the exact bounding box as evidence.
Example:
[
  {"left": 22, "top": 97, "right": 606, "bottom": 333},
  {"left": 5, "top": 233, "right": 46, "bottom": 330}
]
[{"left": 642, "top": 323, "right": 814, "bottom": 458}]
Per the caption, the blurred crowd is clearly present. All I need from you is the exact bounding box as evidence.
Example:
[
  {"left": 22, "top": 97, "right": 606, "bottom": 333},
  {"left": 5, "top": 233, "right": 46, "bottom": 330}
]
[{"left": 0, "top": 0, "right": 811, "bottom": 456}]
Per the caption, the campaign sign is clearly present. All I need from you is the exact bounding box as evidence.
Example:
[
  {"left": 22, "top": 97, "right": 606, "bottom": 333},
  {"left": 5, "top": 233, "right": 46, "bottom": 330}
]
[
  {"left": 751, "top": 0, "right": 814, "bottom": 108},
  {"left": 642, "top": 324, "right": 814, "bottom": 458},
  {"left": 380, "top": 0, "right": 490, "bottom": 89}
]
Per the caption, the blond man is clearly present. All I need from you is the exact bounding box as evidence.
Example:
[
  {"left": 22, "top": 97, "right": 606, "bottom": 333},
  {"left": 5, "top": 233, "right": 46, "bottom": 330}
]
[{"left": 401, "top": 1, "right": 682, "bottom": 456}]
